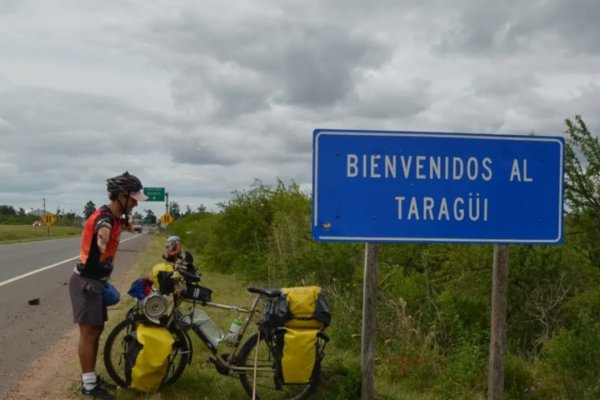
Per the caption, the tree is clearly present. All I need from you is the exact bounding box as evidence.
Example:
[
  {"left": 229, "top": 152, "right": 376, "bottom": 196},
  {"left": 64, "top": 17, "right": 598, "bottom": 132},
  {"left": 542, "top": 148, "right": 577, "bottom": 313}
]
[
  {"left": 0, "top": 205, "right": 17, "bottom": 216},
  {"left": 143, "top": 209, "right": 157, "bottom": 224},
  {"left": 169, "top": 201, "right": 181, "bottom": 219},
  {"left": 564, "top": 115, "right": 600, "bottom": 264},
  {"left": 83, "top": 201, "right": 96, "bottom": 219},
  {"left": 565, "top": 115, "right": 600, "bottom": 216}
]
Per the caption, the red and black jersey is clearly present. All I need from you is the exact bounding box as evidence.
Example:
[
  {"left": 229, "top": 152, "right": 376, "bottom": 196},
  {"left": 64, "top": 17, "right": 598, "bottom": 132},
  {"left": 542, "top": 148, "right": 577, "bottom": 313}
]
[{"left": 76, "top": 205, "right": 122, "bottom": 280}]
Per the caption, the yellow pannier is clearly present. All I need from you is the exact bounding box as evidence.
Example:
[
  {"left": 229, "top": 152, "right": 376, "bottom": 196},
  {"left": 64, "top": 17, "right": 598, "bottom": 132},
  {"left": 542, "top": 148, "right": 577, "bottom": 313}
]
[
  {"left": 272, "top": 286, "right": 330, "bottom": 385},
  {"left": 280, "top": 328, "right": 319, "bottom": 384},
  {"left": 127, "top": 323, "right": 175, "bottom": 392},
  {"left": 280, "top": 286, "right": 330, "bottom": 329}
]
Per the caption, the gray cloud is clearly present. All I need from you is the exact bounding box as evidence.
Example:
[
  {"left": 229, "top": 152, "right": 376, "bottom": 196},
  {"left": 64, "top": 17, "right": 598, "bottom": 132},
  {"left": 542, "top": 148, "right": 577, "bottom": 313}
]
[
  {"left": 110, "top": 4, "right": 392, "bottom": 115},
  {"left": 0, "top": 0, "right": 598, "bottom": 215},
  {"left": 433, "top": 0, "right": 600, "bottom": 56}
]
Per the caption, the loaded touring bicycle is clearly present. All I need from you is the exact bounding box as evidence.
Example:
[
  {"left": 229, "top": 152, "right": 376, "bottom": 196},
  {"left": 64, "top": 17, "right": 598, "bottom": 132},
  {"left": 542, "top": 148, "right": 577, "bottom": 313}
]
[{"left": 103, "top": 261, "right": 331, "bottom": 399}]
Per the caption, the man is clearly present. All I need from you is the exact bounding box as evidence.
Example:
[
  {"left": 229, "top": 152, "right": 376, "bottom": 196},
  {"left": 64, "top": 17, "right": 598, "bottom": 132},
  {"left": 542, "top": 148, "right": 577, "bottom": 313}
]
[{"left": 69, "top": 171, "right": 147, "bottom": 399}]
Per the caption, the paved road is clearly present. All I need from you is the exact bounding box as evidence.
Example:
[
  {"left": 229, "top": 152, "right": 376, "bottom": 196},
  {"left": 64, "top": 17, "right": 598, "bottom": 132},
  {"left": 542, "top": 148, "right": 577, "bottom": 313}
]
[{"left": 0, "top": 233, "right": 152, "bottom": 399}]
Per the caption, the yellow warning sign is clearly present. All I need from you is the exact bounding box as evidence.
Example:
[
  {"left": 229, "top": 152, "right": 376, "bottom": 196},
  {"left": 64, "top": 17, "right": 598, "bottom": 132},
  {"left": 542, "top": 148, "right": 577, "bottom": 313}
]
[
  {"left": 159, "top": 212, "right": 174, "bottom": 225},
  {"left": 42, "top": 213, "right": 56, "bottom": 226}
]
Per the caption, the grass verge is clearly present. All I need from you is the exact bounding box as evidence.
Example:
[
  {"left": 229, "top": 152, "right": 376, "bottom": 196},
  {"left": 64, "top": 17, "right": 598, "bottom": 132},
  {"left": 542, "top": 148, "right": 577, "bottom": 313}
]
[
  {"left": 0, "top": 224, "right": 82, "bottom": 244},
  {"left": 94, "top": 236, "right": 376, "bottom": 399},
  {"left": 70, "top": 235, "right": 438, "bottom": 400}
]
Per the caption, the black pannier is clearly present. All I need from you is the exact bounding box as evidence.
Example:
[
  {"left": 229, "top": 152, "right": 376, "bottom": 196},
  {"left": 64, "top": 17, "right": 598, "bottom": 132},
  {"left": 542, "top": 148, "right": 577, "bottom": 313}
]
[{"left": 183, "top": 283, "right": 212, "bottom": 304}]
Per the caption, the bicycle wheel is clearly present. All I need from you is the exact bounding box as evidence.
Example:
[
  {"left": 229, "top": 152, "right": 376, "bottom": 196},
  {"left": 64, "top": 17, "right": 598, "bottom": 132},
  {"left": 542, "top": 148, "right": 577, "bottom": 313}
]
[
  {"left": 103, "top": 318, "right": 191, "bottom": 388},
  {"left": 237, "top": 332, "right": 319, "bottom": 400}
]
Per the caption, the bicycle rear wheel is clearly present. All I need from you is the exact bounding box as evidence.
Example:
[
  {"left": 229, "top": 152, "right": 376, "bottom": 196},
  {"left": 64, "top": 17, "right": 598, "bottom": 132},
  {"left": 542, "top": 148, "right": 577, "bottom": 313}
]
[
  {"left": 103, "top": 318, "right": 191, "bottom": 388},
  {"left": 237, "top": 332, "right": 318, "bottom": 400}
]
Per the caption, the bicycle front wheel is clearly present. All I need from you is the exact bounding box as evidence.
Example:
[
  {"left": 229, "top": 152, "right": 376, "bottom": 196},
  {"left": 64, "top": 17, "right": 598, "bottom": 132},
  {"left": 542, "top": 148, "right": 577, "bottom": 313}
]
[
  {"left": 103, "top": 318, "right": 191, "bottom": 388},
  {"left": 237, "top": 332, "right": 318, "bottom": 400}
]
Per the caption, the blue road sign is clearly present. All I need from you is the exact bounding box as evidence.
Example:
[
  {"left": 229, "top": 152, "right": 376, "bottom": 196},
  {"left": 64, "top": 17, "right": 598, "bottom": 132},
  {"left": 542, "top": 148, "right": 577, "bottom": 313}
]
[{"left": 312, "top": 129, "right": 565, "bottom": 244}]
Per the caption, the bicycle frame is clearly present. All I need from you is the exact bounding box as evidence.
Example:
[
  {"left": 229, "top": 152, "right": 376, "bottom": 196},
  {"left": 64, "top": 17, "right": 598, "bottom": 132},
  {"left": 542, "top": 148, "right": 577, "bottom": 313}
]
[
  {"left": 172, "top": 290, "right": 274, "bottom": 376},
  {"left": 108, "top": 281, "right": 328, "bottom": 399}
]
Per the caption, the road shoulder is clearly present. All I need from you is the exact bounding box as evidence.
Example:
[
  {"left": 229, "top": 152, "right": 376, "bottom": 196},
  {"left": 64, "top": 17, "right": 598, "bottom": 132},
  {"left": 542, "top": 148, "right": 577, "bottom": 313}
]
[{"left": 4, "top": 234, "right": 155, "bottom": 400}]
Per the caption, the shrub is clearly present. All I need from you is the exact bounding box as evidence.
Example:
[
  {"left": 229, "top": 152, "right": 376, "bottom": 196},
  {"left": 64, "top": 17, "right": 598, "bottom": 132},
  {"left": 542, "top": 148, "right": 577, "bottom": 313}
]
[{"left": 537, "top": 323, "right": 600, "bottom": 399}]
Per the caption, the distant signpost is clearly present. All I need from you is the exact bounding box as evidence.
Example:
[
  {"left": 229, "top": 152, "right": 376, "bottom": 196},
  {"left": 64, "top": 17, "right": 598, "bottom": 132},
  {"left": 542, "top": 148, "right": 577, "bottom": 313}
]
[
  {"left": 313, "top": 129, "right": 565, "bottom": 244},
  {"left": 42, "top": 213, "right": 56, "bottom": 226},
  {"left": 144, "top": 187, "right": 166, "bottom": 202},
  {"left": 159, "top": 212, "right": 174, "bottom": 226}
]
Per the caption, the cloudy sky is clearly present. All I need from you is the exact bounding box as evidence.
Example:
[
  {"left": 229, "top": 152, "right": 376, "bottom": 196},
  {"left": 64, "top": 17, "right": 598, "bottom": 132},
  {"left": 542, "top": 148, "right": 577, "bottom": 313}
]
[{"left": 1, "top": 0, "right": 598, "bottom": 217}]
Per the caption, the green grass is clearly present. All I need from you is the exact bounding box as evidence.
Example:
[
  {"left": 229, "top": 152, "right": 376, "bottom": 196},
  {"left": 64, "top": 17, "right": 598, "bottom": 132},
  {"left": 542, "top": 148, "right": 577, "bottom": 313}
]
[
  {"left": 93, "top": 236, "right": 442, "bottom": 400},
  {"left": 95, "top": 237, "right": 352, "bottom": 399},
  {"left": 0, "top": 224, "right": 82, "bottom": 244}
]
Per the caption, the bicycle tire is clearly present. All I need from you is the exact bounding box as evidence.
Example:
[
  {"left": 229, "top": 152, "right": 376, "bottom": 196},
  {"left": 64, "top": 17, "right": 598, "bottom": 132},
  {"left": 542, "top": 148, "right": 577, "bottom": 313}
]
[
  {"left": 103, "top": 318, "right": 191, "bottom": 388},
  {"left": 237, "top": 332, "right": 319, "bottom": 400}
]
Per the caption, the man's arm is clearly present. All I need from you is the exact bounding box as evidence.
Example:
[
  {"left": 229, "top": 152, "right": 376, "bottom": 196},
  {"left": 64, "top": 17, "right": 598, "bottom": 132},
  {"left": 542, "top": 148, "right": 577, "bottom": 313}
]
[
  {"left": 95, "top": 217, "right": 113, "bottom": 253},
  {"left": 96, "top": 225, "right": 111, "bottom": 253}
]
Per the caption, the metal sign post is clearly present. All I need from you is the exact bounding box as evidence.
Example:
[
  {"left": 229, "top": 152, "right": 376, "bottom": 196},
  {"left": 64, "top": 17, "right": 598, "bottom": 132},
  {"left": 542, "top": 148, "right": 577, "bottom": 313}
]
[
  {"left": 165, "top": 192, "right": 169, "bottom": 236},
  {"left": 312, "top": 129, "right": 565, "bottom": 400}
]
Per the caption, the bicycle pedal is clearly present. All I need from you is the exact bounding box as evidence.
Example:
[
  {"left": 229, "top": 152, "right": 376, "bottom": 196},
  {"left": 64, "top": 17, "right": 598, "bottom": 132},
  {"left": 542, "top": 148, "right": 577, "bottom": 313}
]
[{"left": 208, "top": 356, "right": 231, "bottom": 376}]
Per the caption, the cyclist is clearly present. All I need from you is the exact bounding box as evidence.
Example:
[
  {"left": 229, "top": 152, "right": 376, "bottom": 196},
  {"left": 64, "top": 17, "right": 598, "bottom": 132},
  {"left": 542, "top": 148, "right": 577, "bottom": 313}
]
[{"left": 69, "top": 171, "right": 147, "bottom": 399}]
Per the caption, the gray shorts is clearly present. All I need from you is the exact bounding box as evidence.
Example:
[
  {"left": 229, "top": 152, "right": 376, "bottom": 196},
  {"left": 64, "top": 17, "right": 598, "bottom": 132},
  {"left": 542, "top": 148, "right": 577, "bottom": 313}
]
[{"left": 69, "top": 273, "right": 107, "bottom": 326}]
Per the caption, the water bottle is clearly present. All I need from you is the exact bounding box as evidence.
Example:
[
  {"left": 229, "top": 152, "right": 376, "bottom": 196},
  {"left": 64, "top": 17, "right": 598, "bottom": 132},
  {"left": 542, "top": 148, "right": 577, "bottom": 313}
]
[
  {"left": 224, "top": 318, "right": 242, "bottom": 345},
  {"left": 191, "top": 310, "right": 223, "bottom": 349}
]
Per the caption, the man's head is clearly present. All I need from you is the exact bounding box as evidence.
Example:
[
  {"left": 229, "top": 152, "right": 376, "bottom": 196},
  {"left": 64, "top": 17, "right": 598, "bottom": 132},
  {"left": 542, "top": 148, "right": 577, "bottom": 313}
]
[{"left": 106, "top": 171, "right": 148, "bottom": 213}]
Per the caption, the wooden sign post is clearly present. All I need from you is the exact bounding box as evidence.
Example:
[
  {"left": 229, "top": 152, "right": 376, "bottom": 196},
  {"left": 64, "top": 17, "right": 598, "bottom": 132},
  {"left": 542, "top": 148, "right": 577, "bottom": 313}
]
[
  {"left": 488, "top": 245, "right": 510, "bottom": 400},
  {"left": 361, "top": 243, "right": 379, "bottom": 400}
]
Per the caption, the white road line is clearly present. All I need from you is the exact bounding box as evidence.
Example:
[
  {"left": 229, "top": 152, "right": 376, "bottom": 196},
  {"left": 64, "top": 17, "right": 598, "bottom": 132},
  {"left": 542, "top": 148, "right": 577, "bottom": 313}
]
[
  {"left": 0, "top": 256, "right": 81, "bottom": 287},
  {"left": 0, "top": 235, "right": 141, "bottom": 287}
]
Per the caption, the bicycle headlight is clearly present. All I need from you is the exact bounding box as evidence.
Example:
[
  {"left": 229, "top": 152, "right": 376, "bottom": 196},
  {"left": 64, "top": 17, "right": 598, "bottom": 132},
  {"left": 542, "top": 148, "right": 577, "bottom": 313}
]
[{"left": 142, "top": 293, "right": 169, "bottom": 324}]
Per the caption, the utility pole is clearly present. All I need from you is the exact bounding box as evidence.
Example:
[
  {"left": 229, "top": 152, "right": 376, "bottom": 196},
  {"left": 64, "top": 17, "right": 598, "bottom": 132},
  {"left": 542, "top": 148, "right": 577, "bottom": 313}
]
[{"left": 43, "top": 198, "right": 49, "bottom": 236}]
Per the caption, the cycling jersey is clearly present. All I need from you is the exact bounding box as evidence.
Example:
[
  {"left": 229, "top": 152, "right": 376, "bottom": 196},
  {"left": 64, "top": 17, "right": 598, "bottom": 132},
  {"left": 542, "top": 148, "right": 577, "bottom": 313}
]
[{"left": 76, "top": 205, "right": 122, "bottom": 280}]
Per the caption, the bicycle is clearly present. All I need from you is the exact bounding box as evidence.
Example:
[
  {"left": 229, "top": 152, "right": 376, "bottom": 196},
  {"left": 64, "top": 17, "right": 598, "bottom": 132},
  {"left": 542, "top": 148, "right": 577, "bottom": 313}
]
[{"left": 103, "top": 262, "right": 329, "bottom": 400}]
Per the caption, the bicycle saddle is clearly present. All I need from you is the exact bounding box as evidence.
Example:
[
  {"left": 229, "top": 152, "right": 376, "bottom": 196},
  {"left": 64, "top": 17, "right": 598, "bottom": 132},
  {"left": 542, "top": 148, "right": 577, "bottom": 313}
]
[{"left": 247, "top": 287, "right": 282, "bottom": 297}]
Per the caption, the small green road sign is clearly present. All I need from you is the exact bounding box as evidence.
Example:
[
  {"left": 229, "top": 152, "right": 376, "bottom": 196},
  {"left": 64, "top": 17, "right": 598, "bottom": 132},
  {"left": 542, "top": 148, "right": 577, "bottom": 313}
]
[{"left": 144, "top": 187, "right": 165, "bottom": 202}]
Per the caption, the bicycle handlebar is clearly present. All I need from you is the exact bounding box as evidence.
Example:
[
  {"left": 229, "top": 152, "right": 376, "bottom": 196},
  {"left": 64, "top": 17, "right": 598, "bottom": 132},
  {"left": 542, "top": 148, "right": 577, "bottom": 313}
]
[
  {"left": 177, "top": 267, "right": 200, "bottom": 282},
  {"left": 171, "top": 262, "right": 201, "bottom": 283}
]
